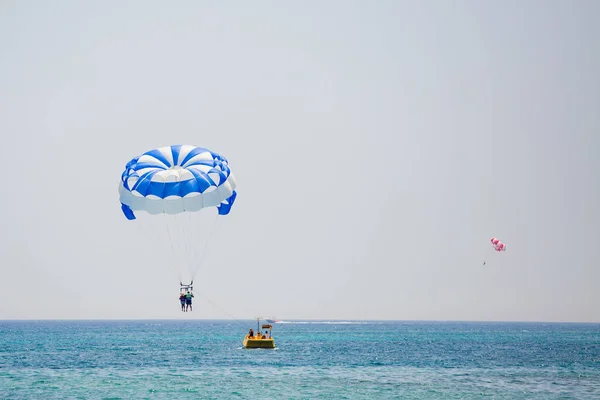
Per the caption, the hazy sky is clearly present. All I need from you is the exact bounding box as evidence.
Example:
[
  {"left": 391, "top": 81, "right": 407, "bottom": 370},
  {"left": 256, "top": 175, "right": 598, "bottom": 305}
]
[{"left": 1, "top": 1, "right": 598, "bottom": 322}]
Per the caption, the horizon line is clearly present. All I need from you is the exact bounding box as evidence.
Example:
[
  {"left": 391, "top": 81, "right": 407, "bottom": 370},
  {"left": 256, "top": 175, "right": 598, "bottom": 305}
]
[{"left": 1, "top": 318, "right": 598, "bottom": 324}]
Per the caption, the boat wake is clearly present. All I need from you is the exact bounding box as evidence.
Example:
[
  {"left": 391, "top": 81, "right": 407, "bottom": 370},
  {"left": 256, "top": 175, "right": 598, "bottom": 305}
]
[{"left": 277, "top": 321, "right": 369, "bottom": 325}]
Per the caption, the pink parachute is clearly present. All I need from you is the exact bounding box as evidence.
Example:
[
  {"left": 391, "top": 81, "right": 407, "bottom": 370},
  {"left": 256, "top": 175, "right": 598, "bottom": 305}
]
[{"left": 490, "top": 237, "right": 506, "bottom": 252}]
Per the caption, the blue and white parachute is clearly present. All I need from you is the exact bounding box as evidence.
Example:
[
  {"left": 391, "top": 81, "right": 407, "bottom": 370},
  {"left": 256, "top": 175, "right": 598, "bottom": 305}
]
[
  {"left": 118, "top": 145, "right": 237, "bottom": 286},
  {"left": 119, "top": 145, "right": 237, "bottom": 219}
]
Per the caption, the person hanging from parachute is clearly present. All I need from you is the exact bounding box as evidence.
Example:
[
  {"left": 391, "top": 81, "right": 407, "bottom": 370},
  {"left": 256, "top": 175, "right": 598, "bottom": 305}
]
[
  {"left": 118, "top": 145, "right": 237, "bottom": 311},
  {"left": 185, "top": 289, "right": 194, "bottom": 311},
  {"left": 483, "top": 237, "right": 506, "bottom": 266},
  {"left": 179, "top": 291, "right": 186, "bottom": 311}
]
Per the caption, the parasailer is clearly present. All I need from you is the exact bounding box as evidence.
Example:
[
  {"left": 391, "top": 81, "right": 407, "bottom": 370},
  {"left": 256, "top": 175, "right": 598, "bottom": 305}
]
[{"left": 118, "top": 144, "right": 237, "bottom": 311}]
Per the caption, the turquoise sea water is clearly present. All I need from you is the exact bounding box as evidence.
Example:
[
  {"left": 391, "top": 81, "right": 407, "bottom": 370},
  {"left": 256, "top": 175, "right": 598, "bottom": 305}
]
[{"left": 1, "top": 320, "right": 599, "bottom": 399}]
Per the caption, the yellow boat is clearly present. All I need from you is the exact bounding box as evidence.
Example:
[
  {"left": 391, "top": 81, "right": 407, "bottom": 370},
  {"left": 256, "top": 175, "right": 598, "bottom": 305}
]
[{"left": 243, "top": 320, "right": 275, "bottom": 349}]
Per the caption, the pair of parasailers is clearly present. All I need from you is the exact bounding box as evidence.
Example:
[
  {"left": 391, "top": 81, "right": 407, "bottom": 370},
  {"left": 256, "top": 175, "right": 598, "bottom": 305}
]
[{"left": 179, "top": 291, "right": 194, "bottom": 312}]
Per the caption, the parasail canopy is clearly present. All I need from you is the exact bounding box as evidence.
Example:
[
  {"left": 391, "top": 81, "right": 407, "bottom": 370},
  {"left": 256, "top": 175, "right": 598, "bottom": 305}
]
[
  {"left": 118, "top": 144, "right": 237, "bottom": 286},
  {"left": 490, "top": 237, "right": 506, "bottom": 252}
]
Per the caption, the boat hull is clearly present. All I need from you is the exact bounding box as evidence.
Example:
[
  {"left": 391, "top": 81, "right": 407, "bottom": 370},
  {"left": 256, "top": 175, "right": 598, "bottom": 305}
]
[{"left": 243, "top": 335, "right": 275, "bottom": 349}]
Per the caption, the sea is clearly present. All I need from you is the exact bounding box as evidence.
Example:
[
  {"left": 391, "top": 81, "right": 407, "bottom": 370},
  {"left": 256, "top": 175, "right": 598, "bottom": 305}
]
[{"left": 0, "top": 320, "right": 599, "bottom": 399}]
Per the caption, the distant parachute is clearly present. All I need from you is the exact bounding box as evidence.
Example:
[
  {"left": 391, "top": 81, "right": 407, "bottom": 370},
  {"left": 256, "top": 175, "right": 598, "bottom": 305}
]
[
  {"left": 490, "top": 237, "right": 506, "bottom": 252},
  {"left": 483, "top": 237, "right": 506, "bottom": 266}
]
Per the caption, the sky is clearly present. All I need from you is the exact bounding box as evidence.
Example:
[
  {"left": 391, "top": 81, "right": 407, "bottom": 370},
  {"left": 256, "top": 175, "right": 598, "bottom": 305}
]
[{"left": 0, "top": 0, "right": 598, "bottom": 322}]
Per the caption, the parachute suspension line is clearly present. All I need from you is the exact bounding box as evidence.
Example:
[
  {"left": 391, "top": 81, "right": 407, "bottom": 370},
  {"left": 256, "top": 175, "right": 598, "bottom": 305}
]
[
  {"left": 181, "top": 212, "right": 192, "bottom": 283},
  {"left": 163, "top": 212, "right": 183, "bottom": 283},
  {"left": 176, "top": 212, "right": 192, "bottom": 283},
  {"left": 193, "top": 212, "right": 204, "bottom": 274},
  {"left": 187, "top": 211, "right": 200, "bottom": 284},
  {"left": 191, "top": 211, "right": 220, "bottom": 279},
  {"left": 162, "top": 209, "right": 221, "bottom": 286},
  {"left": 188, "top": 211, "right": 202, "bottom": 280}
]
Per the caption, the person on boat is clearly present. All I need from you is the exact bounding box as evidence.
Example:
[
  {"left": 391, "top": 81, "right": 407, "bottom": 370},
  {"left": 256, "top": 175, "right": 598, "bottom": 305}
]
[
  {"left": 248, "top": 328, "right": 254, "bottom": 338},
  {"left": 264, "top": 330, "right": 270, "bottom": 339},
  {"left": 179, "top": 293, "right": 186, "bottom": 311},
  {"left": 185, "top": 291, "right": 194, "bottom": 311}
]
